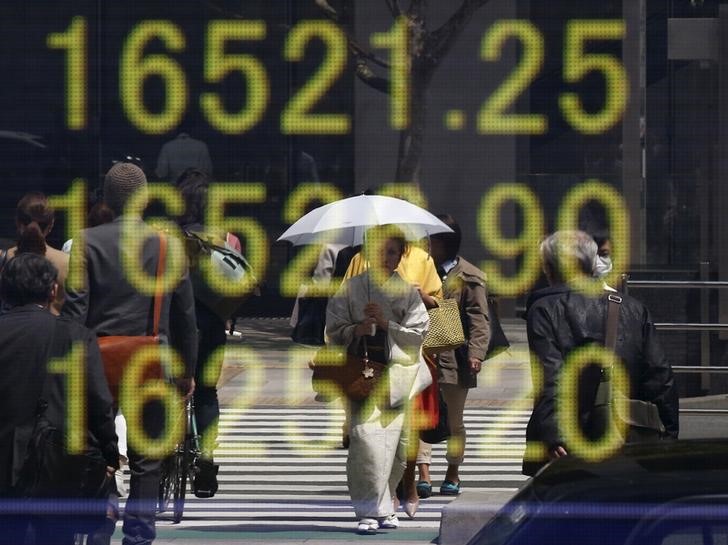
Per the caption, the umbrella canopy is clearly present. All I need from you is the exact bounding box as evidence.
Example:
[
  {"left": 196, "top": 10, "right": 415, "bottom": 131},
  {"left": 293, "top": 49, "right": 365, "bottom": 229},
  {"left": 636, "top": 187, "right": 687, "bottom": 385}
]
[{"left": 277, "top": 195, "right": 452, "bottom": 246}]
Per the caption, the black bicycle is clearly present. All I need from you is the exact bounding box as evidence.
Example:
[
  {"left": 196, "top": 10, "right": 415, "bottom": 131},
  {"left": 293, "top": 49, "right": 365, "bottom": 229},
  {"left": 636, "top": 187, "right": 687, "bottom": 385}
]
[{"left": 158, "top": 397, "right": 201, "bottom": 523}]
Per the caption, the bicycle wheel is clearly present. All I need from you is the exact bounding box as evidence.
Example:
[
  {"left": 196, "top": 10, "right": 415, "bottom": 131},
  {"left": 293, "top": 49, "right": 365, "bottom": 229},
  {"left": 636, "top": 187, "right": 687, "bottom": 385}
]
[
  {"left": 172, "top": 438, "right": 191, "bottom": 523},
  {"left": 158, "top": 454, "right": 177, "bottom": 513}
]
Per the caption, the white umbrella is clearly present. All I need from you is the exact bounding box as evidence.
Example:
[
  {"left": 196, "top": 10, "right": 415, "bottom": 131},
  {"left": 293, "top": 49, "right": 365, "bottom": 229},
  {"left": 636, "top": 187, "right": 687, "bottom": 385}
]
[{"left": 277, "top": 195, "right": 452, "bottom": 246}]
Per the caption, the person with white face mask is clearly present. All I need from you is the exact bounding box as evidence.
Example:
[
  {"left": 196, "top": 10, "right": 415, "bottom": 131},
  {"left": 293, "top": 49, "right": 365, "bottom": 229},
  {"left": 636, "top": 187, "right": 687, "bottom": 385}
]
[
  {"left": 593, "top": 233, "right": 613, "bottom": 278},
  {"left": 591, "top": 232, "right": 618, "bottom": 292},
  {"left": 594, "top": 253, "right": 613, "bottom": 278}
]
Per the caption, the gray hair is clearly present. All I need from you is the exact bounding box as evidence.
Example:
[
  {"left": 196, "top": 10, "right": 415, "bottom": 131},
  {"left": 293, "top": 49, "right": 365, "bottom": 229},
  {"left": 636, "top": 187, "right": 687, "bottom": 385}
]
[{"left": 540, "top": 230, "right": 598, "bottom": 284}]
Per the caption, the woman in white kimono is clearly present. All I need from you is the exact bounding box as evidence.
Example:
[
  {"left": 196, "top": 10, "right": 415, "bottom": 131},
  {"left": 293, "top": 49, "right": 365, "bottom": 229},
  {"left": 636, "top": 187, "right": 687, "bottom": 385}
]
[{"left": 326, "top": 227, "right": 431, "bottom": 535}]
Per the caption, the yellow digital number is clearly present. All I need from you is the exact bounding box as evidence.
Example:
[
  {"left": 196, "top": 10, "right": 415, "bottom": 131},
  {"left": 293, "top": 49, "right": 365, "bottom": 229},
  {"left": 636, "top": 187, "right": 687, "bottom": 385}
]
[
  {"left": 204, "top": 184, "right": 268, "bottom": 297},
  {"left": 376, "top": 183, "right": 428, "bottom": 209},
  {"left": 285, "top": 346, "right": 346, "bottom": 455},
  {"left": 282, "top": 20, "right": 350, "bottom": 135},
  {"left": 371, "top": 17, "right": 410, "bottom": 130},
  {"left": 212, "top": 345, "right": 266, "bottom": 456},
  {"left": 200, "top": 20, "right": 269, "bottom": 134},
  {"left": 119, "top": 184, "right": 186, "bottom": 296},
  {"left": 48, "top": 179, "right": 87, "bottom": 292},
  {"left": 559, "top": 20, "right": 628, "bottom": 135},
  {"left": 47, "top": 17, "right": 87, "bottom": 130},
  {"left": 479, "top": 345, "right": 544, "bottom": 463},
  {"left": 48, "top": 342, "right": 86, "bottom": 454},
  {"left": 280, "top": 183, "right": 344, "bottom": 298},
  {"left": 478, "top": 20, "right": 547, "bottom": 135},
  {"left": 478, "top": 184, "right": 544, "bottom": 297},
  {"left": 557, "top": 179, "right": 630, "bottom": 295},
  {"left": 120, "top": 345, "right": 185, "bottom": 458},
  {"left": 557, "top": 344, "right": 629, "bottom": 462},
  {"left": 197, "top": 345, "right": 227, "bottom": 454},
  {"left": 120, "top": 21, "right": 187, "bottom": 135},
  {"left": 282, "top": 183, "right": 344, "bottom": 225}
]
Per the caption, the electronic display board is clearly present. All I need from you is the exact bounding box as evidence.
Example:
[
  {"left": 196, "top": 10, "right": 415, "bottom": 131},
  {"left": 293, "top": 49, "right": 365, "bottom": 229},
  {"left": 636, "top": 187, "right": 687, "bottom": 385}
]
[{"left": 0, "top": 0, "right": 724, "bottom": 495}]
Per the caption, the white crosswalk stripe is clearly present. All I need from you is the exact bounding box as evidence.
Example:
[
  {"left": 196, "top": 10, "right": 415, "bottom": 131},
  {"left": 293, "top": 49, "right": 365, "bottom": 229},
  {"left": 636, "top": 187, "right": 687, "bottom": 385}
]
[{"left": 141, "top": 406, "right": 530, "bottom": 530}]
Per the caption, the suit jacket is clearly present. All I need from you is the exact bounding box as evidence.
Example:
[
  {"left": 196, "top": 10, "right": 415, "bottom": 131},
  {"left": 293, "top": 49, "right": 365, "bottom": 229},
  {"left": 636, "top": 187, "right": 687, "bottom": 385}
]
[
  {"left": 0, "top": 305, "right": 118, "bottom": 494},
  {"left": 437, "top": 257, "right": 490, "bottom": 388},
  {"left": 62, "top": 216, "right": 198, "bottom": 377}
]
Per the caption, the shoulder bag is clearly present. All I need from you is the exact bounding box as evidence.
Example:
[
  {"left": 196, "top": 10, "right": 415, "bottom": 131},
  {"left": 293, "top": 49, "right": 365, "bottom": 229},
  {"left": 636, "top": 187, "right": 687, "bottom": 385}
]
[
  {"left": 97, "top": 233, "right": 166, "bottom": 402},
  {"left": 423, "top": 298, "right": 466, "bottom": 355},
  {"left": 485, "top": 296, "right": 510, "bottom": 359},
  {"left": 311, "top": 337, "right": 387, "bottom": 402},
  {"left": 590, "top": 293, "right": 666, "bottom": 443}
]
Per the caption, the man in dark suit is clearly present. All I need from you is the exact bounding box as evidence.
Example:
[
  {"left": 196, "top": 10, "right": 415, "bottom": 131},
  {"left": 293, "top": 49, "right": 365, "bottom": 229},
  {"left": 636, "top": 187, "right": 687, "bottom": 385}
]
[
  {"left": 63, "top": 162, "right": 198, "bottom": 545},
  {"left": 0, "top": 253, "right": 119, "bottom": 545}
]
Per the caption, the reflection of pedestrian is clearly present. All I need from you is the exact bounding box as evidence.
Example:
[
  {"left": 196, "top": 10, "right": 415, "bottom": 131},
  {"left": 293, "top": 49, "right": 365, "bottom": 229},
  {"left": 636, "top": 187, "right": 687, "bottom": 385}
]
[
  {"left": 175, "top": 168, "right": 230, "bottom": 498},
  {"left": 522, "top": 231, "right": 679, "bottom": 476},
  {"left": 63, "top": 162, "right": 198, "bottom": 545},
  {"left": 326, "top": 226, "right": 431, "bottom": 535},
  {"left": 0, "top": 254, "right": 119, "bottom": 545},
  {"left": 155, "top": 133, "right": 212, "bottom": 183},
  {"left": 296, "top": 151, "right": 320, "bottom": 184},
  {"left": 415, "top": 214, "right": 490, "bottom": 497}
]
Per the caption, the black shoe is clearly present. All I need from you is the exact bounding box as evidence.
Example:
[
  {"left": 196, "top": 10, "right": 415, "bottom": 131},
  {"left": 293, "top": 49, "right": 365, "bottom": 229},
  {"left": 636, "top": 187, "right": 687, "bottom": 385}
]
[
  {"left": 193, "top": 459, "right": 219, "bottom": 498},
  {"left": 342, "top": 434, "right": 350, "bottom": 449}
]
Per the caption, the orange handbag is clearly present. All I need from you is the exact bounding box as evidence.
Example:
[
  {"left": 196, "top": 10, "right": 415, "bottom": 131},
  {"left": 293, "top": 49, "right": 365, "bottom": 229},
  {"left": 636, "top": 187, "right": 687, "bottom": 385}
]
[{"left": 98, "top": 234, "right": 166, "bottom": 402}]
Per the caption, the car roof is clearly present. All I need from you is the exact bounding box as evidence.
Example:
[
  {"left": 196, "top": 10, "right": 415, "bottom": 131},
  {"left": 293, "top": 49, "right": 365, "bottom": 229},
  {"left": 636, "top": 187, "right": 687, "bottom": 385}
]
[{"left": 527, "top": 439, "right": 728, "bottom": 504}]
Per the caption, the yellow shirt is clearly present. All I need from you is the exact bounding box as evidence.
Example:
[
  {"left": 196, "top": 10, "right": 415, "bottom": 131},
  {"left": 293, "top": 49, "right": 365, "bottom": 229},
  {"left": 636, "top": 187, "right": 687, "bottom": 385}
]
[{"left": 343, "top": 245, "right": 443, "bottom": 297}]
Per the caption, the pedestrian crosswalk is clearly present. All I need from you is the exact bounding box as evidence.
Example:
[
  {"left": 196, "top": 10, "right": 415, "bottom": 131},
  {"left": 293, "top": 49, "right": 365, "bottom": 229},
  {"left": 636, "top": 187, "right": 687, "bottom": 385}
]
[{"left": 152, "top": 406, "right": 530, "bottom": 530}]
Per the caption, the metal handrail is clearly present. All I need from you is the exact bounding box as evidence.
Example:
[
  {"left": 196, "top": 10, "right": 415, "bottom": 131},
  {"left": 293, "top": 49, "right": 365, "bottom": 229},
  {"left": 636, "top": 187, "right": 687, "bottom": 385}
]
[
  {"left": 626, "top": 280, "right": 728, "bottom": 289},
  {"left": 655, "top": 323, "right": 728, "bottom": 331},
  {"left": 673, "top": 366, "right": 728, "bottom": 374},
  {"left": 622, "top": 265, "right": 716, "bottom": 393}
]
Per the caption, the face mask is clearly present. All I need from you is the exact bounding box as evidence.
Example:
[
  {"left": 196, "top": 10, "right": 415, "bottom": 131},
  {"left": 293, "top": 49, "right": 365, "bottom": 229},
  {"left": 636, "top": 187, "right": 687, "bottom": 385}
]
[{"left": 594, "top": 255, "right": 613, "bottom": 278}]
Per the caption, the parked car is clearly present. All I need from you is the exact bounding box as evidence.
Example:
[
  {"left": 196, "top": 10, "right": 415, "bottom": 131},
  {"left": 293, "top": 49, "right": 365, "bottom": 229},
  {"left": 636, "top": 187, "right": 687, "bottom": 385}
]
[{"left": 467, "top": 439, "right": 728, "bottom": 545}]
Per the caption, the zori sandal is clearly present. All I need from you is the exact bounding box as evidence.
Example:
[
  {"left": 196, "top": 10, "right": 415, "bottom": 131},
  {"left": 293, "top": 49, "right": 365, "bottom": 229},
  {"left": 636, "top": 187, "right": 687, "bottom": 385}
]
[{"left": 440, "top": 480, "right": 461, "bottom": 495}]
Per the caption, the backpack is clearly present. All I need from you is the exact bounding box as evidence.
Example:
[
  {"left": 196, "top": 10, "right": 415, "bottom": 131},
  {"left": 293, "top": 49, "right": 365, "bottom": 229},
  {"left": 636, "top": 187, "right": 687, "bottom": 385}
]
[{"left": 183, "top": 228, "right": 259, "bottom": 321}]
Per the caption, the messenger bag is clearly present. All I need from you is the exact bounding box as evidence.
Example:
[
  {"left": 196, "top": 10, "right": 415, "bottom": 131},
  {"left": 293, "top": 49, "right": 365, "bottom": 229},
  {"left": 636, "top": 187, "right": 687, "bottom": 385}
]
[{"left": 98, "top": 233, "right": 166, "bottom": 402}]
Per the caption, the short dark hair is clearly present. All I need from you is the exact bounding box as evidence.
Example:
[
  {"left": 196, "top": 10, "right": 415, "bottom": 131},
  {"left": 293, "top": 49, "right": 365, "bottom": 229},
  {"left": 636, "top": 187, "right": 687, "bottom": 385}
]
[
  {"left": 0, "top": 253, "right": 58, "bottom": 307},
  {"left": 432, "top": 214, "right": 462, "bottom": 260}
]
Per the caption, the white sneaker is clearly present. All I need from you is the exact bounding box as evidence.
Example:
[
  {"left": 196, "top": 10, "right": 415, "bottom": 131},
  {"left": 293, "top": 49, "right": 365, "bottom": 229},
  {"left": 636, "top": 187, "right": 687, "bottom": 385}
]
[
  {"left": 356, "top": 518, "right": 378, "bottom": 534},
  {"left": 379, "top": 514, "right": 399, "bottom": 529}
]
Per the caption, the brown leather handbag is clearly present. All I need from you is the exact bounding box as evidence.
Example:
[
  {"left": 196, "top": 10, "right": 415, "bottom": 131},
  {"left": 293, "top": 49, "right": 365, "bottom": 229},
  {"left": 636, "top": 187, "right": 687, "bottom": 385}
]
[
  {"left": 311, "top": 338, "right": 387, "bottom": 402},
  {"left": 98, "top": 234, "right": 166, "bottom": 402}
]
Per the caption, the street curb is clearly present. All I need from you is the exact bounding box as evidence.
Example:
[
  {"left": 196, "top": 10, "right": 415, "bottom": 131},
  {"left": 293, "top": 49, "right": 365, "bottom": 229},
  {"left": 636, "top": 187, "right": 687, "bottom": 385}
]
[{"left": 438, "top": 490, "right": 518, "bottom": 545}]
